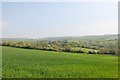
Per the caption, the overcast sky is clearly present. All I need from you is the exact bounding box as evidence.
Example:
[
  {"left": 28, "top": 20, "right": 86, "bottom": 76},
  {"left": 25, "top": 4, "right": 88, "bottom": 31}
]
[{"left": 1, "top": 1, "right": 118, "bottom": 38}]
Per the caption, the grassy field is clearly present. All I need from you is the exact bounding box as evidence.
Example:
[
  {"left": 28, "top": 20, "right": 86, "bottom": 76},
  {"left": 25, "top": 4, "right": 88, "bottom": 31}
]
[{"left": 2, "top": 46, "right": 118, "bottom": 78}]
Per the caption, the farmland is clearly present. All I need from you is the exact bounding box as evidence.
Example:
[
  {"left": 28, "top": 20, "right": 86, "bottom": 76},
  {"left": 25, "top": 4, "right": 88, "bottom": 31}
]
[{"left": 2, "top": 46, "right": 118, "bottom": 78}]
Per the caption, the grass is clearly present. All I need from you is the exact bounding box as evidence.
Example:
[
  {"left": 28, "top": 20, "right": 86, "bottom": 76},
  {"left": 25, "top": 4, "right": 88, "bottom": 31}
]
[{"left": 2, "top": 46, "right": 118, "bottom": 78}]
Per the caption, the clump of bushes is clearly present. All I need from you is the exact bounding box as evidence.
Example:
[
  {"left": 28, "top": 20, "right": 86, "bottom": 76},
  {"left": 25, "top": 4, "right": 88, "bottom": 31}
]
[{"left": 1, "top": 40, "right": 118, "bottom": 55}]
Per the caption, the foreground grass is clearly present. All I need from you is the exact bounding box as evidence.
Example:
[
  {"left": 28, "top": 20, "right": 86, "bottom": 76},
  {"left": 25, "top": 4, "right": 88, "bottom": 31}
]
[{"left": 2, "top": 46, "right": 118, "bottom": 78}]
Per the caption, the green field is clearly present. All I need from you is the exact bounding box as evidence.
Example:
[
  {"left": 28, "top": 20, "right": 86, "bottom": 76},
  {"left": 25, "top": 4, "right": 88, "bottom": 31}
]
[{"left": 2, "top": 46, "right": 118, "bottom": 78}]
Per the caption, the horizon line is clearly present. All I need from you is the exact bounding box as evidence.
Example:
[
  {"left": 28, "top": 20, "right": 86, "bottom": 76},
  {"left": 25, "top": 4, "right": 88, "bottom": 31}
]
[{"left": 1, "top": 33, "right": 118, "bottom": 39}]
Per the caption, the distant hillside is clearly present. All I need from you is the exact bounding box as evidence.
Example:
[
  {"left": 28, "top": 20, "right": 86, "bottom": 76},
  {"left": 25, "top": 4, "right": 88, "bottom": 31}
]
[
  {"left": 1, "top": 34, "right": 118, "bottom": 41},
  {"left": 1, "top": 38, "right": 34, "bottom": 41},
  {"left": 41, "top": 34, "right": 118, "bottom": 41}
]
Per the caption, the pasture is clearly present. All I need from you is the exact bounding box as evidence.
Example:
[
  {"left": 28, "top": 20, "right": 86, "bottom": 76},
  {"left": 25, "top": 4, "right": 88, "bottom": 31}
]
[{"left": 2, "top": 46, "right": 118, "bottom": 78}]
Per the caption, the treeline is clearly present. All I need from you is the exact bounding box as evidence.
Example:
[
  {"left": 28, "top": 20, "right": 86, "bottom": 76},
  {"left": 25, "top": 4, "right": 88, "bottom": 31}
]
[{"left": 0, "top": 40, "right": 118, "bottom": 55}]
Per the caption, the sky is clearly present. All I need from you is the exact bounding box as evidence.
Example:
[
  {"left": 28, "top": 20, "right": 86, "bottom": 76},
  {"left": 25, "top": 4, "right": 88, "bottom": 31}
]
[{"left": 1, "top": 2, "right": 118, "bottom": 38}]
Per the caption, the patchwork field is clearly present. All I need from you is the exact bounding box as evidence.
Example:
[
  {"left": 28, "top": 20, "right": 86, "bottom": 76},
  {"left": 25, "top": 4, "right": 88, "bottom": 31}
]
[{"left": 2, "top": 46, "right": 118, "bottom": 78}]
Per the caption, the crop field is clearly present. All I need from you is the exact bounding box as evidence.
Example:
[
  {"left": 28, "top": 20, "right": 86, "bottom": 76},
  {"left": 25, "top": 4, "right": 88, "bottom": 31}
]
[{"left": 2, "top": 46, "right": 118, "bottom": 78}]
